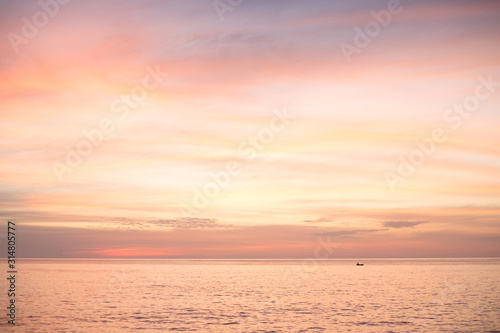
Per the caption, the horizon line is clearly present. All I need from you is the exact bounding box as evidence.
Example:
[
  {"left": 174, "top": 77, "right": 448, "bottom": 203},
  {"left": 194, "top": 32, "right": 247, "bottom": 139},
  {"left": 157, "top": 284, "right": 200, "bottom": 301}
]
[{"left": 7, "top": 256, "right": 500, "bottom": 260}]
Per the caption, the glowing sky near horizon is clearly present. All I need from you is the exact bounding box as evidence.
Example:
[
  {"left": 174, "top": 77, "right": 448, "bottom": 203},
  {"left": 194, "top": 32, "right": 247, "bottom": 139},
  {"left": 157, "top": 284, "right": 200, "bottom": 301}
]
[{"left": 1, "top": 0, "right": 499, "bottom": 258}]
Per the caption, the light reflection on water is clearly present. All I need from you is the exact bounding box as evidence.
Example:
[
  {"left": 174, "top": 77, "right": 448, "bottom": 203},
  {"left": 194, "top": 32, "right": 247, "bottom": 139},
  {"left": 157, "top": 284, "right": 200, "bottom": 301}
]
[{"left": 3, "top": 258, "right": 500, "bottom": 332}]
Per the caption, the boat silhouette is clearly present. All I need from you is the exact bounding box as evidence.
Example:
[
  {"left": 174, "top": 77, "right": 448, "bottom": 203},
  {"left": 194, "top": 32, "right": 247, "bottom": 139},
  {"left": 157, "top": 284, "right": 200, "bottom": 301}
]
[{"left": 356, "top": 262, "right": 364, "bottom": 266}]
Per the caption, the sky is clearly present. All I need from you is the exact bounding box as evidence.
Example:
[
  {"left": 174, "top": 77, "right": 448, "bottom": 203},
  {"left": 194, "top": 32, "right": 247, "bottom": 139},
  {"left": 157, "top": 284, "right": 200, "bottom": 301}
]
[{"left": 0, "top": 0, "right": 499, "bottom": 258}]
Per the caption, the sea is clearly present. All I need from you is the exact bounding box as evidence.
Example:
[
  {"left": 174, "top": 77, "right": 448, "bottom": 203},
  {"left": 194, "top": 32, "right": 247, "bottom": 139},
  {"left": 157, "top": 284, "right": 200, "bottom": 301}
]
[{"left": 1, "top": 258, "right": 499, "bottom": 332}]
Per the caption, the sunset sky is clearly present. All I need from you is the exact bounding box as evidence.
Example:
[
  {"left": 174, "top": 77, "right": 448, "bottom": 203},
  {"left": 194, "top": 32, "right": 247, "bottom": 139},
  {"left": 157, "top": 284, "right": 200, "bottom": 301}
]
[{"left": 1, "top": 0, "right": 499, "bottom": 258}]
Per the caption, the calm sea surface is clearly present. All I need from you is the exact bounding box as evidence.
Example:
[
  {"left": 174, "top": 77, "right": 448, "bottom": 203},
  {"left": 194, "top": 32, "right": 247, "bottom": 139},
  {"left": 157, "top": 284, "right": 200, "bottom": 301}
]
[{"left": 2, "top": 258, "right": 499, "bottom": 332}]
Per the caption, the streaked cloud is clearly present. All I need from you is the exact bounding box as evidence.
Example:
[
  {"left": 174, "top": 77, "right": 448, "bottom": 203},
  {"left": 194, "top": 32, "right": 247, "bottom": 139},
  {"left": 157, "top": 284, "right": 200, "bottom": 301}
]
[
  {"left": 303, "top": 217, "right": 334, "bottom": 223},
  {"left": 382, "top": 221, "right": 428, "bottom": 228},
  {"left": 314, "top": 229, "right": 387, "bottom": 238}
]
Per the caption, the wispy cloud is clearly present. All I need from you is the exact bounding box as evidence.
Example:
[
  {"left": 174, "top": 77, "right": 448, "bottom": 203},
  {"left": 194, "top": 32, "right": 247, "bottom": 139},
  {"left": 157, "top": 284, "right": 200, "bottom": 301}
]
[
  {"left": 314, "top": 229, "right": 387, "bottom": 238},
  {"left": 382, "top": 221, "right": 428, "bottom": 228},
  {"left": 100, "top": 217, "right": 230, "bottom": 230},
  {"left": 303, "top": 216, "right": 334, "bottom": 223},
  {"left": 147, "top": 218, "right": 229, "bottom": 229}
]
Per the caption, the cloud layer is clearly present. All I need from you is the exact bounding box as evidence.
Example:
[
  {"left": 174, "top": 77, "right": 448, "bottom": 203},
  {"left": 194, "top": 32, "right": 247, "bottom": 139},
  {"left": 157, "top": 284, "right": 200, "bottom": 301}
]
[{"left": 383, "top": 221, "right": 428, "bottom": 228}]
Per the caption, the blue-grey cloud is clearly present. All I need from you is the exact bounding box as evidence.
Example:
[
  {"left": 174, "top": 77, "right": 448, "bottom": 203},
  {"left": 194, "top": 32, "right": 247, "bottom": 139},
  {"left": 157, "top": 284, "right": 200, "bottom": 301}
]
[
  {"left": 147, "top": 218, "right": 229, "bottom": 229},
  {"left": 102, "top": 217, "right": 230, "bottom": 230},
  {"left": 383, "top": 221, "right": 428, "bottom": 228},
  {"left": 314, "top": 229, "right": 386, "bottom": 238}
]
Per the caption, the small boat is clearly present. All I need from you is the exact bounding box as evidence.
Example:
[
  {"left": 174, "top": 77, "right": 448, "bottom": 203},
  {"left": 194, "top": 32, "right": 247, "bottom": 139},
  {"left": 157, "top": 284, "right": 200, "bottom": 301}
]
[{"left": 356, "top": 262, "right": 364, "bottom": 266}]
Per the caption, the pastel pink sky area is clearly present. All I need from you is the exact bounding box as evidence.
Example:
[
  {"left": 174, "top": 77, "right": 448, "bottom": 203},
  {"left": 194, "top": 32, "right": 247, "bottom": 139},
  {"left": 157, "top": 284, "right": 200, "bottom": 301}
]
[{"left": 1, "top": 0, "right": 499, "bottom": 258}]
